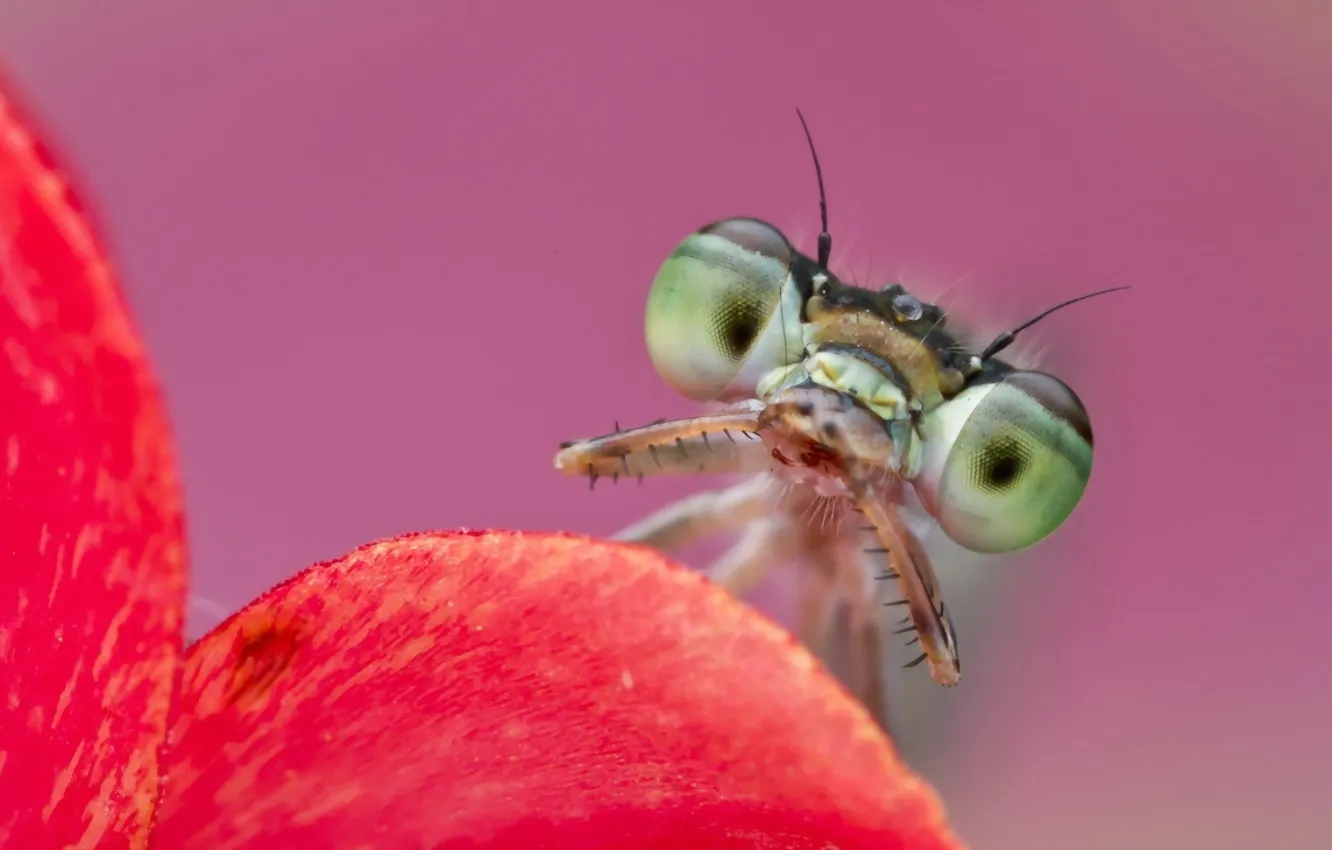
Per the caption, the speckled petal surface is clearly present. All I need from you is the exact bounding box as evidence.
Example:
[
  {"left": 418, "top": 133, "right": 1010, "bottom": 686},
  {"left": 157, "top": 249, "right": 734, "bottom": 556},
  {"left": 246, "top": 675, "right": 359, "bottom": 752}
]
[
  {"left": 0, "top": 75, "right": 187, "bottom": 847},
  {"left": 156, "top": 531, "right": 961, "bottom": 850}
]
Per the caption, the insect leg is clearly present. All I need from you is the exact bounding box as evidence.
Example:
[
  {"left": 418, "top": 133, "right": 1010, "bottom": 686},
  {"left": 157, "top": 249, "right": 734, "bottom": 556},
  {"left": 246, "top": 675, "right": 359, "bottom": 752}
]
[
  {"left": 554, "top": 400, "right": 770, "bottom": 481},
  {"left": 794, "top": 560, "right": 838, "bottom": 662},
  {"left": 702, "top": 515, "right": 794, "bottom": 598},
  {"left": 853, "top": 486, "right": 961, "bottom": 687},
  {"left": 754, "top": 382, "right": 960, "bottom": 686},
  {"left": 613, "top": 476, "right": 773, "bottom": 552},
  {"left": 809, "top": 543, "right": 891, "bottom": 732},
  {"left": 846, "top": 605, "right": 889, "bottom": 730}
]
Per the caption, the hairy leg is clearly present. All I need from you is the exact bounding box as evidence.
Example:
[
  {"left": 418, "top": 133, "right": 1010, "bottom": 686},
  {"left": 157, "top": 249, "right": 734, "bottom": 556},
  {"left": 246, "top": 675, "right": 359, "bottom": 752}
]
[{"left": 555, "top": 402, "right": 770, "bottom": 481}]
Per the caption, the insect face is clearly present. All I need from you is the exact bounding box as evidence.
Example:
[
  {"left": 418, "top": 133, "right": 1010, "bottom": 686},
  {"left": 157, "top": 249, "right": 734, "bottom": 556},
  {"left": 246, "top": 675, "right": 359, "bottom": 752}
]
[{"left": 553, "top": 111, "right": 1123, "bottom": 727}]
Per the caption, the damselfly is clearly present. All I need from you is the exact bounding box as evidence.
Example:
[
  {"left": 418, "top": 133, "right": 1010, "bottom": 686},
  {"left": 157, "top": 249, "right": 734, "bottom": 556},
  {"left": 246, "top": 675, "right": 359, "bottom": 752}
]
[{"left": 554, "top": 112, "right": 1121, "bottom": 727}]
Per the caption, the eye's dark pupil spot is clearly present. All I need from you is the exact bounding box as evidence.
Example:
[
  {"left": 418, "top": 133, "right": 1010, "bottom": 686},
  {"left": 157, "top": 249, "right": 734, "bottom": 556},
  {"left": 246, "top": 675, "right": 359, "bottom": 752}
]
[
  {"left": 986, "top": 453, "right": 1021, "bottom": 488},
  {"left": 720, "top": 303, "right": 763, "bottom": 359},
  {"left": 726, "top": 316, "right": 757, "bottom": 354},
  {"left": 969, "top": 435, "right": 1030, "bottom": 493}
]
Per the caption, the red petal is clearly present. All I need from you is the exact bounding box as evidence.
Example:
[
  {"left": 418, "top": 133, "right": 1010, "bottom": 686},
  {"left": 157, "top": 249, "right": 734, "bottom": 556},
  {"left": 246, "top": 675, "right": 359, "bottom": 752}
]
[
  {"left": 158, "top": 531, "right": 960, "bottom": 849},
  {"left": 0, "top": 76, "right": 186, "bottom": 846}
]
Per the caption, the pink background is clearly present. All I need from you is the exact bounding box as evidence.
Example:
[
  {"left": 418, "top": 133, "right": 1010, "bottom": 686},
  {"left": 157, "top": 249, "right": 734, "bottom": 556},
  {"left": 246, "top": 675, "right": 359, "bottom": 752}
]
[{"left": 3, "top": 2, "right": 1329, "bottom": 848}]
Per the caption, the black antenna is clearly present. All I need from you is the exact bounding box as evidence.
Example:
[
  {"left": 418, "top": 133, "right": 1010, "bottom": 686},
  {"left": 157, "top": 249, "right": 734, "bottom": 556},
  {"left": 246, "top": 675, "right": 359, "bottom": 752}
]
[
  {"left": 795, "top": 108, "right": 831, "bottom": 268},
  {"left": 979, "top": 285, "right": 1131, "bottom": 361}
]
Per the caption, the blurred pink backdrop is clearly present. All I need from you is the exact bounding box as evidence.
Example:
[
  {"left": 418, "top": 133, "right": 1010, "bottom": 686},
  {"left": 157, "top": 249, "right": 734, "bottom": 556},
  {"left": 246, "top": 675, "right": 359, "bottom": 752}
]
[{"left": 2, "top": 2, "right": 1329, "bottom": 848}]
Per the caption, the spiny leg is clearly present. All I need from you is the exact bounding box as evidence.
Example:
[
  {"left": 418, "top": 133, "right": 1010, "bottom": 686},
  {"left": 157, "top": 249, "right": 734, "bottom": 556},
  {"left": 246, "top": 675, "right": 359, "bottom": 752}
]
[
  {"left": 614, "top": 476, "right": 773, "bottom": 552},
  {"left": 554, "top": 401, "right": 770, "bottom": 483},
  {"left": 754, "top": 383, "right": 959, "bottom": 685},
  {"left": 855, "top": 486, "right": 960, "bottom": 687},
  {"left": 559, "top": 405, "right": 784, "bottom": 593}
]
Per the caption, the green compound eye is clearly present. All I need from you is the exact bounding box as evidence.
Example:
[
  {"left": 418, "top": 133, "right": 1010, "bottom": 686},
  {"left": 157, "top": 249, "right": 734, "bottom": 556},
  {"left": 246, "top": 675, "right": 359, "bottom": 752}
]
[
  {"left": 644, "top": 218, "right": 805, "bottom": 402},
  {"left": 914, "top": 371, "right": 1094, "bottom": 553}
]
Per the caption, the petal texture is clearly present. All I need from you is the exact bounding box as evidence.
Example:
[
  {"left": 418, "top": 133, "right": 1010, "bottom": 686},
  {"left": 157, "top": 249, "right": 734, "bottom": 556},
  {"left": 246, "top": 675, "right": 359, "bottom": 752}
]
[
  {"left": 0, "top": 77, "right": 187, "bottom": 847},
  {"left": 158, "top": 531, "right": 961, "bottom": 849}
]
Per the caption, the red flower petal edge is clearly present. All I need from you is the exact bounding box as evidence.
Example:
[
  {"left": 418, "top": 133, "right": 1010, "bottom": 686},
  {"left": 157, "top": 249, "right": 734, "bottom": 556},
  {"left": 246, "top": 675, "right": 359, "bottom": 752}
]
[
  {"left": 157, "top": 530, "right": 962, "bottom": 850},
  {"left": 0, "top": 78, "right": 187, "bottom": 847}
]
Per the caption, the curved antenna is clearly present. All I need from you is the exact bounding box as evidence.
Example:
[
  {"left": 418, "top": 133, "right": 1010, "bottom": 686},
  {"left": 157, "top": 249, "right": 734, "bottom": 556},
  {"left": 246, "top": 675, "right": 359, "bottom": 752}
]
[
  {"left": 795, "top": 108, "right": 832, "bottom": 268},
  {"left": 979, "top": 285, "right": 1131, "bottom": 361}
]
